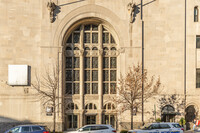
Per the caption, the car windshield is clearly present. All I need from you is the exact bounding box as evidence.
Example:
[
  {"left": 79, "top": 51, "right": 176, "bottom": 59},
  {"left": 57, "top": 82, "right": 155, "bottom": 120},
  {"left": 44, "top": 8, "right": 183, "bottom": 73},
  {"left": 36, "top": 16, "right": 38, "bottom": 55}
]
[
  {"left": 142, "top": 124, "right": 152, "bottom": 130},
  {"left": 172, "top": 124, "right": 181, "bottom": 128}
]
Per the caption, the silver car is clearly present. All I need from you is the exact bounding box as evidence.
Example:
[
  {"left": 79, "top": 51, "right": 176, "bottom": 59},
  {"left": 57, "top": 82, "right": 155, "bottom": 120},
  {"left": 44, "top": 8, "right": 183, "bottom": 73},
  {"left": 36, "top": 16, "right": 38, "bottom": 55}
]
[{"left": 68, "top": 124, "right": 116, "bottom": 133}]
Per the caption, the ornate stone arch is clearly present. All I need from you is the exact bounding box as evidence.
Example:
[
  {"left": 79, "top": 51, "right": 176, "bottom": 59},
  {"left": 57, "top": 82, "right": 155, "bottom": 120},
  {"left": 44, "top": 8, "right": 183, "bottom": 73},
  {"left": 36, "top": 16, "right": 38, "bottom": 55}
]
[
  {"left": 185, "top": 102, "right": 199, "bottom": 122},
  {"left": 53, "top": 5, "right": 124, "bottom": 48}
]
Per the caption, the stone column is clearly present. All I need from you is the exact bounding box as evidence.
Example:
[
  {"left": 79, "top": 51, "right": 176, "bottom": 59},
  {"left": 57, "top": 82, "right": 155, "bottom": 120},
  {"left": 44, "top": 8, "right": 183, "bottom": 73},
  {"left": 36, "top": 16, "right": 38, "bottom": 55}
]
[
  {"left": 98, "top": 24, "right": 103, "bottom": 124},
  {"left": 79, "top": 25, "right": 84, "bottom": 127}
]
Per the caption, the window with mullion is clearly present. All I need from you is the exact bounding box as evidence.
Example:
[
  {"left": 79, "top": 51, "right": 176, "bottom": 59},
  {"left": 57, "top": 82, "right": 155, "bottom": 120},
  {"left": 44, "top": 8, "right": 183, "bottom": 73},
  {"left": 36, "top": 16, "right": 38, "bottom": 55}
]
[
  {"left": 65, "top": 56, "right": 80, "bottom": 95},
  {"left": 84, "top": 56, "right": 98, "bottom": 94},
  {"left": 103, "top": 56, "right": 117, "bottom": 94}
]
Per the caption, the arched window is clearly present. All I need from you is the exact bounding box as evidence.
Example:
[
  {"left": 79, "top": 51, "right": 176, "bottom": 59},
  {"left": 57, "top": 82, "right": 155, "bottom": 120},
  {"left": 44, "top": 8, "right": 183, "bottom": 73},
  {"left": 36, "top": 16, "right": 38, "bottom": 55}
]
[
  {"left": 194, "top": 6, "right": 199, "bottom": 22},
  {"left": 66, "top": 47, "right": 72, "bottom": 50},
  {"left": 92, "top": 47, "right": 98, "bottom": 50},
  {"left": 74, "top": 47, "right": 79, "bottom": 50},
  {"left": 66, "top": 103, "right": 79, "bottom": 110},
  {"left": 85, "top": 103, "right": 97, "bottom": 110},
  {"left": 65, "top": 24, "right": 117, "bottom": 95},
  {"left": 103, "top": 103, "right": 115, "bottom": 110}
]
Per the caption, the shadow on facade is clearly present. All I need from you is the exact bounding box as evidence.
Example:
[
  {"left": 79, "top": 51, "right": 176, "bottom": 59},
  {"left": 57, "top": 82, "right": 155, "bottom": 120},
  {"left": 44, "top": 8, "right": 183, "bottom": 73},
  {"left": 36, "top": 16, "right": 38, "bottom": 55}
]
[{"left": 0, "top": 116, "right": 32, "bottom": 133}]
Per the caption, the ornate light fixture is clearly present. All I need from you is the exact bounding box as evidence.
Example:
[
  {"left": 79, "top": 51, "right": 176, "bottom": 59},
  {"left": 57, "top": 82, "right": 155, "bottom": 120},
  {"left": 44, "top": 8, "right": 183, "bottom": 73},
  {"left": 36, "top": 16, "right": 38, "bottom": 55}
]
[
  {"left": 127, "top": 2, "right": 137, "bottom": 23},
  {"left": 47, "top": 1, "right": 56, "bottom": 23}
]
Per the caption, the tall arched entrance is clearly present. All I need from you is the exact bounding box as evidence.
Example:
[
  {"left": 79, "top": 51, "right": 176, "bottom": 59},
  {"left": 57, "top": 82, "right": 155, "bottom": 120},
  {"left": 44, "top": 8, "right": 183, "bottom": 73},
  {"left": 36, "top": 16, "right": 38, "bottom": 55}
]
[
  {"left": 185, "top": 105, "right": 196, "bottom": 123},
  {"left": 63, "top": 18, "right": 118, "bottom": 130}
]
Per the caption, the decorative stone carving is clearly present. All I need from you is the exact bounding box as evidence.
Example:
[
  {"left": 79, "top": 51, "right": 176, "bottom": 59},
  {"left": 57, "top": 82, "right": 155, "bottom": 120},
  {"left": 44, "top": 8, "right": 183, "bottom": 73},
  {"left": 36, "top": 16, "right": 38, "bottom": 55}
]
[
  {"left": 127, "top": 2, "right": 137, "bottom": 23},
  {"left": 47, "top": 2, "right": 56, "bottom": 23},
  {"left": 99, "top": 49, "right": 103, "bottom": 55},
  {"left": 80, "top": 49, "right": 84, "bottom": 56}
]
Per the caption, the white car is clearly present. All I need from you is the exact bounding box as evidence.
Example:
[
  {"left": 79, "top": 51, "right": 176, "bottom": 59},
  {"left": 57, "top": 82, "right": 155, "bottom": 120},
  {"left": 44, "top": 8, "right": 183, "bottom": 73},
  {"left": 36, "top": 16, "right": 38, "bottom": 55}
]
[
  {"left": 128, "top": 122, "right": 184, "bottom": 133},
  {"left": 68, "top": 124, "right": 116, "bottom": 133}
]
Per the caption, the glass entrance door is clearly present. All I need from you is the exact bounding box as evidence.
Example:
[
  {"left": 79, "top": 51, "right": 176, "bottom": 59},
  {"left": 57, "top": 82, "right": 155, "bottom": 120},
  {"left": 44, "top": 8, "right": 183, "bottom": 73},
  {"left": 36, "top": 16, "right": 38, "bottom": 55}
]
[{"left": 86, "top": 115, "right": 96, "bottom": 124}]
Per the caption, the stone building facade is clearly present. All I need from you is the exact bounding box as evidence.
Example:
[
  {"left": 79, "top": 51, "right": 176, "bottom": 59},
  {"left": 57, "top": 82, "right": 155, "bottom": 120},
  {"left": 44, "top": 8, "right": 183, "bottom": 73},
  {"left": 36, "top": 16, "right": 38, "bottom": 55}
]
[{"left": 0, "top": 0, "right": 200, "bottom": 132}]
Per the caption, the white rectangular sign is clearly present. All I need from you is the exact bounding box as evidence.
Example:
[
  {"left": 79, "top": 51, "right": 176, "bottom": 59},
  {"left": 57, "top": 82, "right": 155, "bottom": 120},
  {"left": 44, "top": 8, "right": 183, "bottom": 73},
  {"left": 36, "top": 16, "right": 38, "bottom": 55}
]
[{"left": 8, "top": 65, "right": 29, "bottom": 86}]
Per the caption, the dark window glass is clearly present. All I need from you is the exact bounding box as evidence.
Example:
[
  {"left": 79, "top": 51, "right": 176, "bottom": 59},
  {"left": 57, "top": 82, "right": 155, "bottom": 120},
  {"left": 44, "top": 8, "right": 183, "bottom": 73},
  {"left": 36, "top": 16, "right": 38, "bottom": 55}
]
[
  {"left": 103, "top": 57, "right": 109, "bottom": 68},
  {"left": 84, "top": 25, "right": 90, "bottom": 31},
  {"left": 111, "top": 47, "right": 116, "bottom": 50},
  {"left": 110, "top": 115, "right": 115, "bottom": 127},
  {"left": 66, "top": 83, "right": 72, "bottom": 94},
  {"left": 92, "top": 70, "right": 98, "bottom": 81},
  {"left": 66, "top": 57, "right": 72, "bottom": 68},
  {"left": 32, "top": 126, "right": 42, "bottom": 131},
  {"left": 196, "top": 36, "right": 200, "bottom": 48},
  {"left": 73, "top": 115, "right": 78, "bottom": 128},
  {"left": 75, "top": 104, "right": 78, "bottom": 109},
  {"left": 74, "top": 83, "right": 79, "bottom": 94},
  {"left": 108, "top": 103, "right": 111, "bottom": 109},
  {"left": 66, "top": 70, "right": 72, "bottom": 81},
  {"left": 73, "top": 33, "right": 80, "bottom": 43},
  {"left": 197, "top": 69, "right": 200, "bottom": 88},
  {"left": 74, "top": 57, "right": 80, "bottom": 68},
  {"left": 89, "top": 103, "right": 93, "bottom": 109},
  {"left": 84, "top": 33, "right": 90, "bottom": 43},
  {"left": 103, "top": 70, "right": 109, "bottom": 81},
  {"left": 103, "top": 83, "right": 109, "bottom": 94},
  {"left": 110, "top": 70, "right": 116, "bottom": 81},
  {"left": 110, "top": 83, "right": 116, "bottom": 94},
  {"left": 74, "top": 70, "right": 80, "bottom": 81},
  {"left": 67, "top": 115, "right": 78, "bottom": 128},
  {"left": 85, "top": 83, "right": 90, "bottom": 94},
  {"left": 67, "top": 34, "right": 72, "bottom": 43},
  {"left": 92, "top": 33, "right": 98, "bottom": 43},
  {"left": 194, "top": 7, "right": 198, "bottom": 22},
  {"left": 21, "top": 127, "right": 30, "bottom": 132},
  {"left": 85, "top": 57, "right": 90, "bottom": 68},
  {"left": 103, "top": 33, "right": 109, "bottom": 43},
  {"left": 85, "top": 70, "right": 90, "bottom": 81},
  {"left": 66, "top": 47, "right": 72, "bottom": 50},
  {"left": 94, "top": 104, "right": 97, "bottom": 109},
  {"left": 92, "top": 83, "right": 98, "bottom": 94},
  {"left": 92, "top": 25, "right": 98, "bottom": 31},
  {"left": 160, "top": 124, "right": 170, "bottom": 129},
  {"left": 92, "top": 47, "right": 98, "bottom": 50},
  {"left": 110, "top": 57, "right": 117, "bottom": 68},
  {"left": 68, "top": 115, "right": 72, "bottom": 128},
  {"left": 92, "top": 57, "right": 98, "bottom": 68}
]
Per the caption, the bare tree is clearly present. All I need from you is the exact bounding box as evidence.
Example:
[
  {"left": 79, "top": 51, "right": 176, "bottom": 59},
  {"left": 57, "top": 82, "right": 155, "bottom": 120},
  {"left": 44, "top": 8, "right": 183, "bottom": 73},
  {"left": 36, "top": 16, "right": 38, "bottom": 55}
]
[
  {"left": 31, "top": 64, "right": 60, "bottom": 133},
  {"left": 113, "top": 64, "right": 161, "bottom": 129}
]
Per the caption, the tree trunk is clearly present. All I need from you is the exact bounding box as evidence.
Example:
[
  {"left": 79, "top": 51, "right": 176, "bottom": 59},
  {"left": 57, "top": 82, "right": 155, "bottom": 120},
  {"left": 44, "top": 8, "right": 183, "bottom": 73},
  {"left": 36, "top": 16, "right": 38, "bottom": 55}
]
[
  {"left": 53, "top": 101, "right": 56, "bottom": 133},
  {"left": 131, "top": 109, "right": 133, "bottom": 130}
]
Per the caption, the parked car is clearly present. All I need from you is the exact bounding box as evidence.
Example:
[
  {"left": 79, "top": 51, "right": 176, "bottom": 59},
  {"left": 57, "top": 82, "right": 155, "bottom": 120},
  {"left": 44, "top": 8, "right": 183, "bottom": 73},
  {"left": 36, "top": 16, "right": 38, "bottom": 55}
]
[
  {"left": 4, "top": 125, "right": 50, "bottom": 133},
  {"left": 68, "top": 124, "right": 116, "bottom": 133},
  {"left": 128, "top": 122, "right": 184, "bottom": 133}
]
